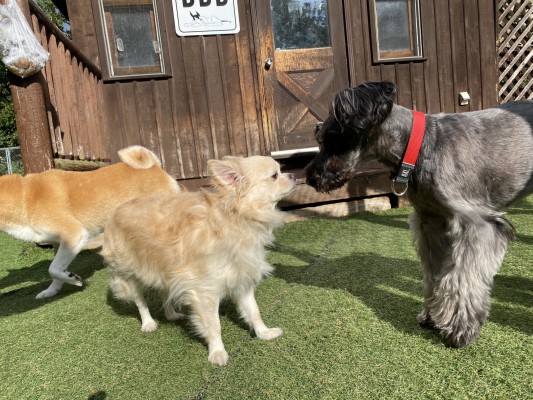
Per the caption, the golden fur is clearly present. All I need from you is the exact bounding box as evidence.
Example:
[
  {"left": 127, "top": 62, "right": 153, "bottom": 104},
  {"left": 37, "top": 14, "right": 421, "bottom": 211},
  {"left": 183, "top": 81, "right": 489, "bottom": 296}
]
[
  {"left": 101, "top": 155, "right": 296, "bottom": 366},
  {"left": 0, "top": 145, "right": 179, "bottom": 299}
]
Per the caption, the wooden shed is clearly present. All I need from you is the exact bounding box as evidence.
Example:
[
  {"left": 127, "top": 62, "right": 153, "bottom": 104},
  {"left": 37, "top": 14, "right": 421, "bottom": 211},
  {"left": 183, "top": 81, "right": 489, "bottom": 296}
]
[{"left": 9, "top": 0, "right": 507, "bottom": 211}]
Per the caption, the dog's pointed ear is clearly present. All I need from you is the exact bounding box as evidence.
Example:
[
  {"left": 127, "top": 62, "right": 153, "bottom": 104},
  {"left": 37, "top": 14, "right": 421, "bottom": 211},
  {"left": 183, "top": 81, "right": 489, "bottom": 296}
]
[
  {"left": 332, "top": 81, "right": 396, "bottom": 131},
  {"left": 208, "top": 158, "right": 243, "bottom": 187}
]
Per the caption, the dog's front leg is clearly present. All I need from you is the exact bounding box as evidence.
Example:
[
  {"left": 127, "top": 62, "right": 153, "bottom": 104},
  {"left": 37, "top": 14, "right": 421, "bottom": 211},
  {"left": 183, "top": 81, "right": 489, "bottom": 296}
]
[
  {"left": 189, "top": 294, "right": 228, "bottom": 366},
  {"left": 409, "top": 212, "right": 451, "bottom": 329},
  {"left": 236, "top": 288, "right": 282, "bottom": 340}
]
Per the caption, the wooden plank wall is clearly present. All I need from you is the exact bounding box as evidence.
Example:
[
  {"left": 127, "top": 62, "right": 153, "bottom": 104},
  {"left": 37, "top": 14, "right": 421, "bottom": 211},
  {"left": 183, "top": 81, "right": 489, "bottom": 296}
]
[
  {"left": 29, "top": 2, "right": 110, "bottom": 161},
  {"left": 77, "top": 0, "right": 265, "bottom": 180},
  {"left": 62, "top": 0, "right": 499, "bottom": 181},
  {"left": 344, "top": 0, "right": 498, "bottom": 114},
  {"left": 65, "top": 1, "right": 101, "bottom": 68}
]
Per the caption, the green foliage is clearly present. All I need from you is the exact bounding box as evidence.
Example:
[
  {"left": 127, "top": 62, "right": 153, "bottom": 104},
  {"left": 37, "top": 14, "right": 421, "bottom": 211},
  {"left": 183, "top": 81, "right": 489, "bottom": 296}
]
[
  {"left": 36, "top": 0, "right": 70, "bottom": 36},
  {"left": 0, "top": 64, "right": 17, "bottom": 147}
]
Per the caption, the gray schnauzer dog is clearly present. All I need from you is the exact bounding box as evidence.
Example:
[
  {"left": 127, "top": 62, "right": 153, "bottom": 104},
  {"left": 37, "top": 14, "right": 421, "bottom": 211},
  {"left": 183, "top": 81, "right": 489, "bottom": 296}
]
[{"left": 306, "top": 81, "right": 533, "bottom": 347}]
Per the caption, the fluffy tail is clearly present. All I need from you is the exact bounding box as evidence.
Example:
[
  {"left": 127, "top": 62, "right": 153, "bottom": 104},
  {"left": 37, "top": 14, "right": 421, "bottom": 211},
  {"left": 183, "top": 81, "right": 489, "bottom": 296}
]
[{"left": 117, "top": 146, "right": 161, "bottom": 169}]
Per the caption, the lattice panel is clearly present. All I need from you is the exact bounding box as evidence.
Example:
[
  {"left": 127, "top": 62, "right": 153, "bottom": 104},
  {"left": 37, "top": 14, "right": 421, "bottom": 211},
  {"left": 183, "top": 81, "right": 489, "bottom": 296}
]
[{"left": 498, "top": 0, "right": 533, "bottom": 102}]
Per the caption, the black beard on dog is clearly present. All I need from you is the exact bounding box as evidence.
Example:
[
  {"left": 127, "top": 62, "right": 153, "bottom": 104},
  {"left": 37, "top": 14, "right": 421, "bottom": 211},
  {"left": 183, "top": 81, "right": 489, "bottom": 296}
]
[{"left": 305, "top": 81, "right": 533, "bottom": 348}]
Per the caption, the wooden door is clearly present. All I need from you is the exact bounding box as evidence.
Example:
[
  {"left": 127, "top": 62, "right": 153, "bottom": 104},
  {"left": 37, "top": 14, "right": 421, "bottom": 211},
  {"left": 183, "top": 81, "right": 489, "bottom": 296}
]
[{"left": 252, "top": 0, "right": 349, "bottom": 153}]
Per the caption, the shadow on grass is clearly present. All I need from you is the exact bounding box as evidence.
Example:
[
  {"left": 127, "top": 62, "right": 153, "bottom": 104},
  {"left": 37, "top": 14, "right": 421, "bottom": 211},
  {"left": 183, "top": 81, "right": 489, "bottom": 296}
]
[
  {"left": 272, "top": 244, "right": 533, "bottom": 340},
  {"left": 513, "top": 233, "right": 533, "bottom": 246},
  {"left": 506, "top": 196, "right": 533, "bottom": 216},
  {"left": 105, "top": 289, "right": 207, "bottom": 346},
  {"left": 105, "top": 283, "right": 259, "bottom": 346},
  {"left": 491, "top": 275, "right": 533, "bottom": 335},
  {"left": 0, "top": 250, "right": 104, "bottom": 316},
  {"left": 271, "top": 246, "right": 436, "bottom": 340}
]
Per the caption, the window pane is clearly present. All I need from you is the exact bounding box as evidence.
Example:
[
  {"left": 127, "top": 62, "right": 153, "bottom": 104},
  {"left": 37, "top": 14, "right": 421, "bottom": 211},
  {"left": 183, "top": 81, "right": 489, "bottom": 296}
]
[
  {"left": 110, "top": 5, "right": 158, "bottom": 68},
  {"left": 270, "top": 0, "right": 330, "bottom": 50},
  {"left": 376, "top": 0, "right": 411, "bottom": 52},
  {"left": 100, "top": 0, "right": 164, "bottom": 77}
]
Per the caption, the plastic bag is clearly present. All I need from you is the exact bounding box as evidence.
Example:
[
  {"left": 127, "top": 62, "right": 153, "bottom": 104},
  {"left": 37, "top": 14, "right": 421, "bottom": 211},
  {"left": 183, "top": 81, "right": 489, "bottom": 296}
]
[{"left": 0, "top": 0, "right": 49, "bottom": 78}]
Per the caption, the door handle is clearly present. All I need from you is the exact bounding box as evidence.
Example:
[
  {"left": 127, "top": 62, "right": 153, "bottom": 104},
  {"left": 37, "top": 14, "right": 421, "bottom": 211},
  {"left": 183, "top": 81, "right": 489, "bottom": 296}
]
[
  {"left": 264, "top": 57, "right": 273, "bottom": 70},
  {"left": 116, "top": 38, "right": 124, "bottom": 52}
]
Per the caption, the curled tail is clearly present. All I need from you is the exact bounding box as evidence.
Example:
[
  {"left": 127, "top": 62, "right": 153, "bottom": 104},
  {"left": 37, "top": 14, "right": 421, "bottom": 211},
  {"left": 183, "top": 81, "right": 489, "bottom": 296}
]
[{"left": 117, "top": 146, "right": 161, "bottom": 169}]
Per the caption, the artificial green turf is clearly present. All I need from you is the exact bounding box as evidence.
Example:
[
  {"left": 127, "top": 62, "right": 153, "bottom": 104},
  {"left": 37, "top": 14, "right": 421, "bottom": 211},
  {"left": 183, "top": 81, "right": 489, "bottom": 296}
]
[{"left": 0, "top": 198, "right": 531, "bottom": 399}]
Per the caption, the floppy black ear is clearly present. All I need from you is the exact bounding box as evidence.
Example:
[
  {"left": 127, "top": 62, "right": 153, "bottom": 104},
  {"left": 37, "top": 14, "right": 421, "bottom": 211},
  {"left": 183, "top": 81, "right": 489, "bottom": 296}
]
[{"left": 332, "top": 81, "right": 396, "bottom": 131}]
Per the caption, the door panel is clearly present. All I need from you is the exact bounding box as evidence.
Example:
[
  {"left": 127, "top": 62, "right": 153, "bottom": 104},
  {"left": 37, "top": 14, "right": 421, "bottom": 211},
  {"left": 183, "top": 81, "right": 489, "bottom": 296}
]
[{"left": 253, "top": 0, "right": 349, "bottom": 152}]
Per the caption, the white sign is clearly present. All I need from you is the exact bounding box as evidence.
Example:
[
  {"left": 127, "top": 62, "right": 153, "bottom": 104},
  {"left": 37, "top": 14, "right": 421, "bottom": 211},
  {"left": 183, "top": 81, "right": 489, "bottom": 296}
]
[{"left": 172, "top": 0, "right": 240, "bottom": 36}]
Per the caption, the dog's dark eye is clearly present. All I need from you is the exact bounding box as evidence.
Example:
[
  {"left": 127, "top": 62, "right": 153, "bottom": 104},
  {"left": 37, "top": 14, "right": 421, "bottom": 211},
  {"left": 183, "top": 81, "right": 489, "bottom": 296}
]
[{"left": 271, "top": 172, "right": 279, "bottom": 180}]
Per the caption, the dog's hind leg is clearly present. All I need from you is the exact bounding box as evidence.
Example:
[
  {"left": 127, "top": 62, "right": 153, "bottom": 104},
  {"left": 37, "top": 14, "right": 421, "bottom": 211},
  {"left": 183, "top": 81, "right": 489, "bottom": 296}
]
[
  {"left": 36, "top": 234, "right": 88, "bottom": 299},
  {"left": 110, "top": 275, "right": 158, "bottom": 332},
  {"left": 162, "top": 290, "right": 186, "bottom": 321},
  {"left": 36, "top": 244, "right": 63, "bottom": 299},
  {"left": 428, "top": 214, "right": 513, "bottom": 347},
  {"left": 235, "top": 287, "right": 282, "bottom": 340},
  {"left": 36, "top": 231, "right": 89, "bottom": 299},
  {"left": 36, "top": 278, "right": 65, "bottom": 300}
]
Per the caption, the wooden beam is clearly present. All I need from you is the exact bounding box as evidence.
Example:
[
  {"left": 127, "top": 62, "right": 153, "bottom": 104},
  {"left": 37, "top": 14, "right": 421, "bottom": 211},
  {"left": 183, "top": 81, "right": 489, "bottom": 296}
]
[
  {"left": 53, "top": 158, "right": 110, "bottom": 171},
  {"left": 8, "top": 0, "right": 54, "bottom": 174}
]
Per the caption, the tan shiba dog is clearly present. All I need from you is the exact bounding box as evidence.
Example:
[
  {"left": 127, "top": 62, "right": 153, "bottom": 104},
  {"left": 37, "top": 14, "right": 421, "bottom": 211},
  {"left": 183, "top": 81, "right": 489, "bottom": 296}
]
[
  {"left": 0, "top": 146, "right": 179, "bottom": 299},
  {"left": 101, "top": 156, "right": 296, "bottom": 366}
]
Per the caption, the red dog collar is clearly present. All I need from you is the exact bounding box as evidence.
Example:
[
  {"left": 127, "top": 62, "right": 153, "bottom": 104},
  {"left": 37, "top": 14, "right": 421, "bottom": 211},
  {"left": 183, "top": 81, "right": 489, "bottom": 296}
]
[{"left": 392, "top": 110, "right": 426, "bottom": 194}]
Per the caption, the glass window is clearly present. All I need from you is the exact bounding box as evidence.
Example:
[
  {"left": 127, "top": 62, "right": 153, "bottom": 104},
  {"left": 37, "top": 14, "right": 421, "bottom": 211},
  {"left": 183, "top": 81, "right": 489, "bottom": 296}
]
[
  {"left": 98, "top": 0, "right": 165, "bottom": 77},
  {"left": 369, "top": 0, "right": 423, "bottom": 62},
  {"left": 270, "top": 0, "right": 330, "bottom": 50}
]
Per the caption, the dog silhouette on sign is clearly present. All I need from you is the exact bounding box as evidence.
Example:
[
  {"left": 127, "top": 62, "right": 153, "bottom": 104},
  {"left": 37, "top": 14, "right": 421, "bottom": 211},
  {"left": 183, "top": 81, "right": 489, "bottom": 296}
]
[{"left": 190, "top": 11, "right": 201, "bottom": 21}]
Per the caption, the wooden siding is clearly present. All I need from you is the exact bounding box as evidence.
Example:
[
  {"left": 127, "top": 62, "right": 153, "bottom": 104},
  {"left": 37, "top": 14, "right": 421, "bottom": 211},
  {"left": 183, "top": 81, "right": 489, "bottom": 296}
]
[
  {"left": 60, "top": 0, "right": 499, "bottom": 184},
  {"left": 29, "top": 2, "right": 109, "bottom": 161},
  {"left": 345, "top": 0, "right": 498, "bottom": 113},
  {"left": 68, "top": 0, "right": 265, "bottom": 180}
]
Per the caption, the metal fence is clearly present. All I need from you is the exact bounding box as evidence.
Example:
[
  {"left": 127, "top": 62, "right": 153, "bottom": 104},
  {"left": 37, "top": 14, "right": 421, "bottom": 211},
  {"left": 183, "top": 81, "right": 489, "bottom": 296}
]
[{"left": 0, "top": 147, "right": 23, "bottom": 175}]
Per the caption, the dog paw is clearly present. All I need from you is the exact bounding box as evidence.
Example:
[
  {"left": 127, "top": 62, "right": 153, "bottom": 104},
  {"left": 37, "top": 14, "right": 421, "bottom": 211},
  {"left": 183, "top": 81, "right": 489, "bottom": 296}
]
[
  {"left": 69, "top": 273, "right": 83, "bottom": 287},
  {"left": 35, "top": 288, "right": 59, "bottom": 300},
  {"left": 417, "top": 312, "right": 436, "bottom": 329},
  {"left": 443, "top": 328, "right": 481, "bottom": 348},
  {"left": 208, "top": 350, "right": 229, "bottom": 366},
  {"left": 141, "top": 321, "right": 158, "bottom": 333},
  {"left": 56, "top": 272, "right": 83, "bottom": 287},
  {"left": 50, "top": 271, "right": 83, "bottom": 287},
  {"left": 256, "top": 327, "right": 283, "bottom": 340}
]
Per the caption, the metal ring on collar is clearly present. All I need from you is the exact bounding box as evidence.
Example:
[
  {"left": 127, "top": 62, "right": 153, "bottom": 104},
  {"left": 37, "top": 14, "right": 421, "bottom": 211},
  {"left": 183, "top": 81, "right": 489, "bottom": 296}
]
[{"left": 391, "top": 179, "right": 409, "bottom": 196}]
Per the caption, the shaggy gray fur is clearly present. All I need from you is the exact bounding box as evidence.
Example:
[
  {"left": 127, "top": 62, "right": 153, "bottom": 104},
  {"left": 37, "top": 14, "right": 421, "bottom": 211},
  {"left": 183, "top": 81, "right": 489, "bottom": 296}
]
[{"left": 306, "top": 81, "right": 533, "bottom": 347}]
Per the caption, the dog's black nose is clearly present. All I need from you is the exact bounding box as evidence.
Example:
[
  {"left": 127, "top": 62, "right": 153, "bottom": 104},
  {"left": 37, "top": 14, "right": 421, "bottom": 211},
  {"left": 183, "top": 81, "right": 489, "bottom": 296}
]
[{"left": 306, "top": 174, "right": 317, "bottom": 189}]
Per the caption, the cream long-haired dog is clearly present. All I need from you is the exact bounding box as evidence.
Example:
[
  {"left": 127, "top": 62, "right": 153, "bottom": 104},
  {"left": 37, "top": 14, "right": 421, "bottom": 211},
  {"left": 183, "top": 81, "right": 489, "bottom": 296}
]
[{"left": 101, "top": 155, "right": 296, "bottom": 366}]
